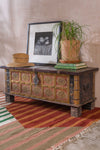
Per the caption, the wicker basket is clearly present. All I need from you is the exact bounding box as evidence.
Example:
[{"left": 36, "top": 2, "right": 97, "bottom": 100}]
[
  {"left": 7, "top": 53, "right": 34, "bottom": 67},
  {"left": 13, "top": 53, "right": 29, "bottom": 63}
]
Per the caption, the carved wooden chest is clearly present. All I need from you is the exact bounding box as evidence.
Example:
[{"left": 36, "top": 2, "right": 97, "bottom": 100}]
[{"left": 0, "top": 66, "right": 98, "bottom": 117}]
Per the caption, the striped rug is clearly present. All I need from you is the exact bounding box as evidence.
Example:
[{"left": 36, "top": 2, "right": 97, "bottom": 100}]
[
  {"left": 0, "top": 120, "right": 83, "bottom": 150},
  {"left": 0, "top": 107, "right": 16, "bottom": 126},
  {"left": 0, "top": 93, "right": 100, "bottom": 150},
  {"left": 0, "top": 93, "right": 16, "bottom": 127},
  {"left": 6, "top": 96, "right": 100, "bottom": 128},
  {"left": 0, "top": 92, "right": 11, "bottom": 107}
]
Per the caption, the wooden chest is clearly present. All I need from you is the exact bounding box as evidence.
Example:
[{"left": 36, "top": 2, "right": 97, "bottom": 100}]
[{"left": 0, "top": 65, "right": 99, "bottom": 117}]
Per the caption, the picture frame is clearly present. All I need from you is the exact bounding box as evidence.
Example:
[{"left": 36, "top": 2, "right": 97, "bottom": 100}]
[{"left": 26, "top": 21, "right": 61, "bottom": 65}]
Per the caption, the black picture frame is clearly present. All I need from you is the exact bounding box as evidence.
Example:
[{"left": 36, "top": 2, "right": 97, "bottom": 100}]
[{"left": 26, "top": 21, "right": 61, "bottom": 65}]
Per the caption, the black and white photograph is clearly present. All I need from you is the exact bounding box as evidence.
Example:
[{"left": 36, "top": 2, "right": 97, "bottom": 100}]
[
  {"left": 34, "top": 32, "right": 53, "bottom": 55},
  {"left": 27, "top": 21, "right": 61, "bottom": 64}
]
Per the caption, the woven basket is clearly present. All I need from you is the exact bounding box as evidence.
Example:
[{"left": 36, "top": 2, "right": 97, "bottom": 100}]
[
  {"left": 7, "top": 53, "right": 34, "bottom": 67},
  {"left": 13, "top": 53, "right": 29, "bottom": 63}
]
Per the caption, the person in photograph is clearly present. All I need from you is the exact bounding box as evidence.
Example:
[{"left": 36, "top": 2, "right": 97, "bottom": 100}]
[{"left": 34, "top": 32, "right": 52, "bottom": 55}]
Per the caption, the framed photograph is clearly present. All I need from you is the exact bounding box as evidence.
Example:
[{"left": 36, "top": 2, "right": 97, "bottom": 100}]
[{"left": 27, "top": 21, "right": 61, "bottom": 64}]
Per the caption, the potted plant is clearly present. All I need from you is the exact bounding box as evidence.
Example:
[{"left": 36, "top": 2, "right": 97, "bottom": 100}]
[{"left": 58, "top": 20, "right": 85, "bottom": 63}]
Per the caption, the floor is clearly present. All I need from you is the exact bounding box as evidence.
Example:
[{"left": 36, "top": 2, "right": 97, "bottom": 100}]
[
  {"left": 0, "top": 91, "right": 100, "bottom": 150},
  {"left": 63, "top": 120, "right": 100, "bottom": 150}
]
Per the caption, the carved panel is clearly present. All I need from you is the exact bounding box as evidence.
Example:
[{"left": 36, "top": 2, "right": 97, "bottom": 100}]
[
  {"left": 80, "top": 72, "right": 93, "bottom": 104},
  {"left": 21, "top": 72, "right": 31, "bottom": 83},
  {"left": 32, "top": 85, "right": 43, "bottom": 97},
  {"left": 21, "top": 84, "right": 31, "bottom": 94},
  {"left": 55, "top": 89, "right": 68, "bottom": 103},
  {"left": 56, "top": 75, "right": 68, "bottom": 88},
  {"left": 43, "top": 74, "right": 55, "bottom": 87},
  {"left": 43, "top": 87, "right": 55, "bottom": 100},
  {"left": 11, "top": 71, "right": 19, "bottom": 81},
  {"left": 11, "top": 82, "right": 20, "bottom": 93}
]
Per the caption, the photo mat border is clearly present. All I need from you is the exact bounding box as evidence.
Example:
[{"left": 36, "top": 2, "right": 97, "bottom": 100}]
[{"left": 26, "top": 21, "right": 61, "bottom": 65}]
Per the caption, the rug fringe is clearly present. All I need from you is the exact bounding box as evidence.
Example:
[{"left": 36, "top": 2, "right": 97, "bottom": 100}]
[{"left": 51, "top": 120, "right": 100, "bottom": 150}]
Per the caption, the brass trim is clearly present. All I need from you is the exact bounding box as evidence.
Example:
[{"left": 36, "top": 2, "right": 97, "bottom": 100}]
[{"left": 73, "top": 75, "right": 80, "bottom": 105}]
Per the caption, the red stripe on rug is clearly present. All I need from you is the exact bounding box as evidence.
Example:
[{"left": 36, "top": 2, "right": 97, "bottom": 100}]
[
  {"left": 0, "top": 128, "right": 33, "bottom": 145},
  {"left": 58, "top": 109, "right": 100, "bottom": 127},
  {"left": 47, "top": 122, "right": 92, "bottom": 150},
  {"left": 0, "top": 124, "right": 22, "bottom": 136},
  {"left": 8, "top": 102, "right": 46, "bottom": 115},
  {"left": 6, "top": 96, "right": 100, "bottom": 128},
  {"left": 19, "top": 108, "right": 61, "bottom": 122},
  {"left": 0, "top": 120, "right": 17, "bottom": 129},
  {"left": 4, "top": 127, "right": 54, "bottom": 150},
  {"left": 24, "top": 112, "right": 70, "bottom": 128}
]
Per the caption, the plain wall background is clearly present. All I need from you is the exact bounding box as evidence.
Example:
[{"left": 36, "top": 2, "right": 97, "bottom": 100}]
[{"left": 0, "top": 0, "right": 100, "bottom": 106}]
